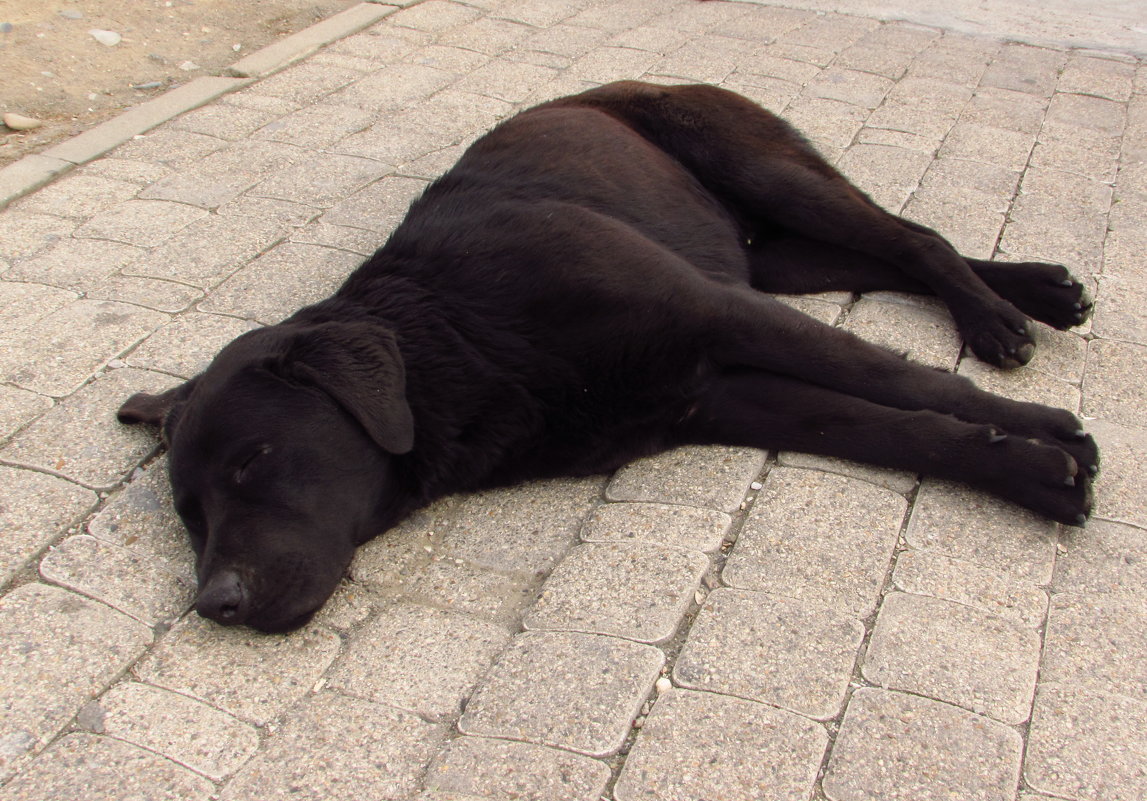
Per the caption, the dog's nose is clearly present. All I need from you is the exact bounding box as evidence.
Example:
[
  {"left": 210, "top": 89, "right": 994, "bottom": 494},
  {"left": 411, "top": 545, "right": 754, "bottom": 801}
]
[{"left": 195, "top": 570, "right": 250, "bottom": 625}]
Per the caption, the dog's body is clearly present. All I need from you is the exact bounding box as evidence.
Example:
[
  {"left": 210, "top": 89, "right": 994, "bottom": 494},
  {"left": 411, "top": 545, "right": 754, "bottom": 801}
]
[{"left": 120, "top": 82, "right": 1097, "bottom": 632}]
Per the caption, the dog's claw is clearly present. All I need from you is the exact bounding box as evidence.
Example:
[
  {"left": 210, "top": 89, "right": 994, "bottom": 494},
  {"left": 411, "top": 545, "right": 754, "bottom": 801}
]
[
  {"left": 1064, "top": 475, "right": 1076, "bottom": 487},
  {"left": 1059, "top": 279, "right": 1074, "bottom": 287},
  {"left": 1074, "top": 429, "right": 1087, "bottom": 439},
  {"left": 988, "top": 429, "right": 1007, "bottom": 444},
  {"left": 1088, "top": 463, "right": 1099, "bottom": 476},
  {"left": 1075, "top": 513, "right": 1087, "bottom": 527}
]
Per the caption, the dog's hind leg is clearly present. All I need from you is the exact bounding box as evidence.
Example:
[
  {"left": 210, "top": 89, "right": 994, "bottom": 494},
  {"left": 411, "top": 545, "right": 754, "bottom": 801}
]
[
  {"left": 567, "top": 82, "right": 1045, "bottom": 368},
  {"left": 747, "top": 234, "right": 1093, "bottom": 330},
  {"left": 677, "top": 369, "right": 1092, "bottom": 524}
]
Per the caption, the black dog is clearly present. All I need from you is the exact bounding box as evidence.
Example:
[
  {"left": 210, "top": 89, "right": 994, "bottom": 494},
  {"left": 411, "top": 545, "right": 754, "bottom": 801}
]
[{"left": 119, "top": 81, "right": 1097, "bottom": 632}]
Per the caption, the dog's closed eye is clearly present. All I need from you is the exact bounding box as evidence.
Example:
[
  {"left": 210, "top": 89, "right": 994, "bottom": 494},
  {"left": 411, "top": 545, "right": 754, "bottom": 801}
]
[{"left": 234, "top": 446, "right": 272, "bottom": 484}]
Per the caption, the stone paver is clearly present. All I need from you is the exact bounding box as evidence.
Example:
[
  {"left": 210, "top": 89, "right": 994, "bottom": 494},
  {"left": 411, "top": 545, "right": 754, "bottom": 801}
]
[
  {"left": 458, "top": 631, "right": 663, "bottom": 757},
  {"left": 87, "top": 682, "right": 259, "bottom": 781},
  {"left": 673, "top": 588, "right": 863, "bottom": 719},
  {"left": 425, "top": 736, "right": 610, "bottom": 801},
  {"left": 723, "top": 466, "right": 907, "bottom": 616},
  {"left": 220, "top": 691, "right": 446, "bottom": 801},
  {"left": 523, "top": 541, "right": 708, "bottom": 643},
  {"left": 0, "top": 584, "right": 153, "bottom": 780},
  {"left": 614, "top": 688, "right": 827, "bottom": 801},
  {"left": 0, "top": 1, "right": 1144, "bottom": 799},
  {"left": 824, "top": 688, "right": 1023, "bottom": 801},
  {"left": 863, "top": 591, "right": 1042, "bottom": 723},
  {"left": 328, "top": 602, "right": 511, "bottom": 721}
]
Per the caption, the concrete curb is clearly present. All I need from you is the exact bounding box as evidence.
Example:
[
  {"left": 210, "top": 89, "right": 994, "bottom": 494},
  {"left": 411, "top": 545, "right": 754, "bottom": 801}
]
[{"left": 0, "top": 1, "right": 410, "bottom": 211}]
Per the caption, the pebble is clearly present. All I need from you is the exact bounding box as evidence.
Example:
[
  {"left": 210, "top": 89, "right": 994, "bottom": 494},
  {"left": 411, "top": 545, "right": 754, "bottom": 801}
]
[
  {"left": 179, "top": 60, "right": 200, "bottom": 71},
  {"left": 655, "top": 676, "right": 672, "bottom": 694},
  {"left": 3, "top": 112, "right": 44, "bottom": 131},
  {"left": 0, "top": 23, "right": 12, "bottom": 34},
  {"left": 59, "top": 8, "right": 83, "bottom": 19},
  {"left": 89, "top": 29, "right": 121, "bottom": 46}
]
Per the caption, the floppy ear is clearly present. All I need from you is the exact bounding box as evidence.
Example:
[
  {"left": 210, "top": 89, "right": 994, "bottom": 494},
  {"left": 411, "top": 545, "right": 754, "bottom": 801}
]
[
  {"left": 277, "top": 322, "right": 415, "bottom": 455},
  {"left": 117, "top": 378, "right": 199, "bottom": 441}
]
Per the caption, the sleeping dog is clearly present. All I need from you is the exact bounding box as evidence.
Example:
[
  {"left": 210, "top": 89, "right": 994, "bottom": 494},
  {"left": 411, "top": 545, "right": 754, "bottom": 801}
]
[{"left": 119, "top": 81, "right": 1097, "bottom": 632}]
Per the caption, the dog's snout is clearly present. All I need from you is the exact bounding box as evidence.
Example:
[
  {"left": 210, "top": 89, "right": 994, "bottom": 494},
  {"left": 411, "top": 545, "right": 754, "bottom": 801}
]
[{"left": 195, "top": 570, "right": 250, "bottom": 626}]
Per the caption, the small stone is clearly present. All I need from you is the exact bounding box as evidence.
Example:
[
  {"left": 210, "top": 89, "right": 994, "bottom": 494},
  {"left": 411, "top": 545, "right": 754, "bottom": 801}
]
[
  {"left": 89, "top": 29, "right": 121, "bottom": 46},
  {"left": 0, "top": 23, "right": 12, "bottom": 34},
  {"left": 179, "top": 60, "right": 200, "bottom": 71},
  {"left": 3, "top": 112, "right": 44, "bottom": 131},
  {"left": 59, "top": 8, "right": 83, "bottom": 19},
  {"left": 655, "top": 676, "right": 672, "bottom": 694}
]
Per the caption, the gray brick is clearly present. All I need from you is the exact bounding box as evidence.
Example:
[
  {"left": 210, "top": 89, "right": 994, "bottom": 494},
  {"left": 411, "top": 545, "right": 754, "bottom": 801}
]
[
  {"left": 216, "top": 196, "right": 321, "bottom": 230},
  {"left": 1024, "top": 325, "right": 1088, "bottom": 383},
  {"left": 833, "top": 44, "right": 914, "bottom": 80},
  {"left": 1054, "top": 517, "right": 1147, "bottom": 595},
  {"left": 108, "top": 129, "right": 230, "bottom": 169},
  {"left": 1025, "top": 683, "right": 1147, "bottom": 801},
  {"left": 0, "top": 385, "right": 51, "bottom": 441},
  {"left": 0, "top": 280, "right": 77, "bottom": 336},
  {"left": 169, "top": 103, "right": 278, "bottom": 140},
  {"left": 893, "top": 550, "right": 1047, "bottom": 629},
  {"left": 125, "top": 213, "right": 286, "bottom": 288},
  {"left": 841, "top": 144, "right": 933, "bottom": 212},
  {"left": 459, "top": 631, "right": 663, "bottom": 757},
  {"left": 328, "top": 31, "right": 419, "bottom": 63},
  {"left": 198, "top": 242, "right": 362, "bottom": 324},
  {"left": 390, "top": 0, "right": 481, "bottom": 32},
  {"left": 0, "top": 467, "right": 95, "bottom": 587},
  {"left": 220, "top": 691, "right": 446, "bottom": 801},
  {"left": 568, "top": 46, "right": 660, "bottom": 83},
  {"left": 1059, "top": 54, "right": 1136, "bottom": 102},
  {"left": 648, "top": 36, "right": 746, "bottom": 83},
  {"left": 960, "top": 87, "right": 1047, "bottom": 135},
  {"left": 0, "top": 367, "right": 169, "bottom": 489},
  {"left": 438, "top": 477, "right": 604, "bottom": 575},
  {"left": 395, "top": 557, "right": 536, "bottom": 627},
  {"left": 674, "top": 588, "right": 863, "bottom": 720},
  {"left": 824, "top": 688, "right": 1023, "bottom": 801},
  {"left": 524, "top": 542, "right": 708, "bottom": 644},
  {"left": 866, "top": 78, "right": 972, "bottom": 143},
  {"left": 1087, "top": 418, "right": 1147, "bottom": 527},
  {"left": 86, "top": 275, "right": 204, "bottom": 314},
  {"left": 126, "top": 312, "right": 261, "bottom": 379},
  {"left": 74, "top": 199, "right": 208, "bottom": 247},
  {"left": 134, "top": 614, "right": 341, "bottom": 725},
  {"left": 777, "top": 449, "right": 918, "bottom": 494},
  {"left": 1083, "top": 338, "right": 1147, "bottom": 429},
  {"left": 6, "top": 238, "right": 145, "bottom": 291},
  {"left": 781, "top": 14, "right": 877, "bottom": 52},
  {"left": 39, "top": 534, "right": 193, "bottom": 626},
  {"left": 709, "top": 4, "right": 811, "bottom": 41},
  {"left": 607, "top": 445, "right": 766, "bottom": 513},
  {"left": 724, "top": 467, "right": 906, "bottom": 616},
  {"left": 0, "top": 301, "right": 167, "bottom": 397},
  {"left": 322, "top": 175, "right": 429, "bottom": 232},
  {"left": 328, "top": 63, "right": 454, "bottom": 112},
  {"left": 425, "top": 736, "right": 610, "bottom": 801},
  {"left": 0, "top": 212, "right": 76, "bottom": 261},
  {"left": 248, "top": 153, "right": 390, "bottom": 209},
  {"left": 491, "top": 0, "right": 592, "bottom": 29},
  {"left": 981, "top": 43, "right": 1066, "bottom": 97},
  {"left": 580, "top": 501, "right": 732, "bottom": 553},
  {"left": 566, "top": 0, "right": 660, "bottom": 32},
  {"left": 454, "top": 59, "right": 560, "bottom": 104},
  {"left": 998, "top": 168, "right": 1111, "bottom": 274},
  {"left": 291, "top": 221, "right": 383, "bottom": 256},
  {"left": 439, "top": 17, "right": 534, "bottom": 55},
  {"left": 906, "top": 479, "right": 1057, "bottom": 584},
  {"left": 87, "top": 455, "right": 196, "bottom": 575},
  {"left": 0, "top": 584, "right": 152, "bottom": 779},
  {"left": 328, "top": 603, "right": 511, "bottom": 722},
  {"left": 721, "top": 75, "right": 802, "bottom": 115},
  {"left": 902, "top": 191, "right": 1007, "bottom": 260},
  {"left": 0, "top": 733, "right": 213, "bottom": 801},
  {"left": 140, "top": 140, "right": 306, "bottom": 209},
  {"left": 91, "top": 681, "right": 259, "bottom": 780},
  {"left": 807, "top": 68, "right": 895, "bottom": 109},
  {"left": 406, "top": 44, "right": 490, "bottom": 74},
  {"left": 80, "top": 157, "right": 172, "bottom": 186},
  {"left": 12, "top": 174, "right": 140, "bottom": 220},
  {"left": 250, "top": 104, "right": 376, "bottom": 150},
  {"left": 864, "top": 592, "right": 1041, "bottom": 723},
  {"left": 615, "top": 688, "right": 826, "bottom": 801},
  {"left": 1095, "top": 232, "right": 1147, "bottom": 345},
  {"left": 608, "top": 25, "right": 690, "bottom": 55},
  {"left": 782, "top": 96, "right": 869, "bottom": 149},
  {"left": 956, "top": 356, "right": 1080, "bottom": 411},
  {"left": 235, "top": 62, "right": 363, "bottom": 105},
  {"left": 938, "top": 122, "right": 1035, "bottom": 171},
  {"left": 907, "top": 36, "right": 996, "bottom": 85},
  {"left": 350, "top": 504, "right": 439, "bottom": 587},
  {"left": 1042, "top": 592, "right": 1147, "bottom": 697},
  {"left": 649, "top": 0, "right": 751, "bottom": 33}
]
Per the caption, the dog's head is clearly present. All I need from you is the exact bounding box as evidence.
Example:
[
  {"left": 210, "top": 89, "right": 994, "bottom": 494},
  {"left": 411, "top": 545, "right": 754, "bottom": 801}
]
[{"left": 118, "top": 321, "right": 414, "bottom": 633}]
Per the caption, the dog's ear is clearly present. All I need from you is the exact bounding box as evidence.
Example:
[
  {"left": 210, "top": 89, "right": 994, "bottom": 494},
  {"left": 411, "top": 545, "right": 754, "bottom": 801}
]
[
  {"left": 117, "top": 378, "right": 199, "bottom": 440},
  {"left": 276, "top": 322, "right": 415, "bottom": 455}
]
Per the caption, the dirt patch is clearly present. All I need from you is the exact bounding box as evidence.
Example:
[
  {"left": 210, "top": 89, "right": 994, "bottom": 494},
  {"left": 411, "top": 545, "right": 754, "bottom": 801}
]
[{"left": 0, "top": 0, "right": 363, "bottom": 167}]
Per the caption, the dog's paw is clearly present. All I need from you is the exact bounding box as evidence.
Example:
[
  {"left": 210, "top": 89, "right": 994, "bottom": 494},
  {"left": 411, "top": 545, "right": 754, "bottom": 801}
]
[
  {"left": 986, "top": 431, "right": 1094, "bottom": 525},
  {"left": 959, "top": 302, "right": 1037, "bottom": 369},
  {"left": 978, "top": 261, "right": 1093, "bottom": 330}
]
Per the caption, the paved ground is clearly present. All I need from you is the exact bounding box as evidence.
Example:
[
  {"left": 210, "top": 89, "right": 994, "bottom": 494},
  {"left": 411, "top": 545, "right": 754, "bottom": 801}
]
[{"left": 1, "top": 0, "right": 1146, "bottom": 799}]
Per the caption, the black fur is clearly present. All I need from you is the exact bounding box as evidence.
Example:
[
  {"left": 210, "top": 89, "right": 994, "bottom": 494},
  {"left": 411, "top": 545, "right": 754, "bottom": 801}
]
[{"left": 119, "top": 82, "right": 1097, "bottom": 632}]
